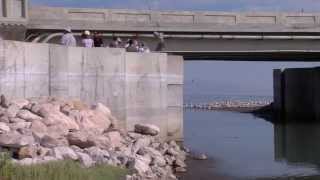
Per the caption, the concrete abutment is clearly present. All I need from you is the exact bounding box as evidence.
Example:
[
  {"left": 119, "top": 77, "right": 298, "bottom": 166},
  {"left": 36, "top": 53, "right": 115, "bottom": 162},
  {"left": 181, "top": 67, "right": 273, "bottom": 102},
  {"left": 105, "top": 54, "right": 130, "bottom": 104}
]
[{"left": 0, "top": 40, "right": 184, "bottom": 140}]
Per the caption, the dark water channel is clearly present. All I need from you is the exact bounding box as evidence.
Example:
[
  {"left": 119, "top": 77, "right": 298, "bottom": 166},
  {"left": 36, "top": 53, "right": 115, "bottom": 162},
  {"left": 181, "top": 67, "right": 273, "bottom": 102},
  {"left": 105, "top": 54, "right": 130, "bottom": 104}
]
[{"left": 182, "top": 110, "right": 320, "bottom": 180}]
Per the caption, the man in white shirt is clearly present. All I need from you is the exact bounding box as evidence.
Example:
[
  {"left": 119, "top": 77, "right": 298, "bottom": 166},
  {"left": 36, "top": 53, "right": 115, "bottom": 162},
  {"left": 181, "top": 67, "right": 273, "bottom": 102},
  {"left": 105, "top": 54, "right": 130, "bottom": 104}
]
[{"left": 61, "top": 28, "right": 77, "bottom": 47}]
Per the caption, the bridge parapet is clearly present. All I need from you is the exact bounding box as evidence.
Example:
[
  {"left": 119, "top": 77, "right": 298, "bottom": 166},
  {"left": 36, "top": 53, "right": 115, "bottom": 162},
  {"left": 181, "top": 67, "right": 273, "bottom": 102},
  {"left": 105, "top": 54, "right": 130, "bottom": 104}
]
[
  {"left": 0, "top": 0, "right": 28, "bottom": 25},
  {"left": 28, "top": 6, "right": 320, "bottom": 34}
]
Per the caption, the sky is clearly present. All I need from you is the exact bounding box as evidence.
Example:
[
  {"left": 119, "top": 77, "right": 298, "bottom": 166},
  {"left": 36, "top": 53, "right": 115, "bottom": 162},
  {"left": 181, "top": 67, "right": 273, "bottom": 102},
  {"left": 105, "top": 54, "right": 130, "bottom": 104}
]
[{"left": 30, "top": 0, "right": 320, "bottom": 12}]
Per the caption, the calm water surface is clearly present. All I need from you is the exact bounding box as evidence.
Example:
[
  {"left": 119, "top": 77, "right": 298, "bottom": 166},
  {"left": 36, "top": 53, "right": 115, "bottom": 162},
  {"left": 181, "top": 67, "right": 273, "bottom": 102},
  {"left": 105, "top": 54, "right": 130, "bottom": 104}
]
[{"left": 184, "top": 110, "right": 320, "bottom": 179}]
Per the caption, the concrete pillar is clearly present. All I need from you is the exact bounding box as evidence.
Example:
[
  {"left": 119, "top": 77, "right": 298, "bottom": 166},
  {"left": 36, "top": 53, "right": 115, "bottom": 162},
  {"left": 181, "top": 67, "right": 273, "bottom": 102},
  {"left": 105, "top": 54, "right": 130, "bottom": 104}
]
[
  {"left": 284, "top": 68, "right": 315, "bottom": 120},
  {"left": 273, "top": 69, "right": 283, "bottom": 114},
  {"left": 167, "top": 55, "right": 184, "bottom": 141},
  {"left": 313, "top": 67, "right": 320, "bottom": 121}
]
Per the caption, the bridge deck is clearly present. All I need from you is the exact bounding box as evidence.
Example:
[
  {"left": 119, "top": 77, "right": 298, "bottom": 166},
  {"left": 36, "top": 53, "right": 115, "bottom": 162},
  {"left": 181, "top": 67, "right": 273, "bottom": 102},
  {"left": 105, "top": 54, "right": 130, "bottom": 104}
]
[{"left": 166, "top": 50, "right": 320, "bottom": 61}]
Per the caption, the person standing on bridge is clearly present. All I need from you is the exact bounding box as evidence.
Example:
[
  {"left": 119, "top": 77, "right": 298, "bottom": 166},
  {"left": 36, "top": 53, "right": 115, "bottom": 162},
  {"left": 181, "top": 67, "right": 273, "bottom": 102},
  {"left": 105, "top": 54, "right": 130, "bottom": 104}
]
[
  {"left": 61, "top": 28, "right": 77, "bottom": 47},
  {"left": 93, "top": 32, "right": 104, "bottom": 47},
  {"left": 81, "top": 30, "right": 94, "bottom": 48},
  {"left": 154, "top": 32, "right": 165, "bottom": 51}
]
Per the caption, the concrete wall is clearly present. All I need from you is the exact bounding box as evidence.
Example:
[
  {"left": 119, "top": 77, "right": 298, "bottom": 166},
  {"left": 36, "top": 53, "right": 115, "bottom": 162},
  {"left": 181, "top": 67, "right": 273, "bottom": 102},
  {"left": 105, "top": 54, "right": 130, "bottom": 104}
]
[
  {"left": 273, "top": 67, "right": 320, "bottom": 121},
  {"left": 0, "top": 40, "right": 184, "bottom": 140}
]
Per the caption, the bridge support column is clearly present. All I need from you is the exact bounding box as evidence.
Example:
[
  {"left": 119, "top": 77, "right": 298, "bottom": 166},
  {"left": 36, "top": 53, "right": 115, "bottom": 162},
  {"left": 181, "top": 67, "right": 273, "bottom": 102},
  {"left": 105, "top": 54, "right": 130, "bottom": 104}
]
[
  {"left": 274, "top": 67, "right": 320, "bottom": 121},
  {"left": 273, "top": 69, "right": 283, "bottom": 114}
]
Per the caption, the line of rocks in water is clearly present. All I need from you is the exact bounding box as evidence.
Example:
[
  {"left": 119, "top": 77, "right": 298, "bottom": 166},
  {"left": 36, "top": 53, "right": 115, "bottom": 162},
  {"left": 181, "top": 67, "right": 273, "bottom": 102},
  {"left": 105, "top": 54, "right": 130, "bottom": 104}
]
[
  {"left": 184, "top": 100, "right": 272, "bottom": 111},
  {"left": 0, "top": 95, "right": 204, "bottom": 180}
]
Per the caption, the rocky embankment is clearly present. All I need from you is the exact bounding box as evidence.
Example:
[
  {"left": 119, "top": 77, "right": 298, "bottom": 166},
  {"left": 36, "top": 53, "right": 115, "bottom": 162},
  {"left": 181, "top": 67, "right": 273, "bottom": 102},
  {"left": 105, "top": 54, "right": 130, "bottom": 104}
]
[
  {"left": 184, "top": 100, "right": 272, "bottom": 112},
  {"left": 0, "top": 95, "right": 189, "bottom": 180}
]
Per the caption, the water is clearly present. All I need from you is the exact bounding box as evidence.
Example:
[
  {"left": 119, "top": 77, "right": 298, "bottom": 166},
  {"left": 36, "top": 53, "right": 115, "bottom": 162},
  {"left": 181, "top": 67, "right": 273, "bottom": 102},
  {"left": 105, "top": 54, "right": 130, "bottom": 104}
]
[
  {"left": 184, "top": 110, "right": 320, "bottom": 179},
  {"left": 183, "top": 61, "right": 320, "bottom": 179}
]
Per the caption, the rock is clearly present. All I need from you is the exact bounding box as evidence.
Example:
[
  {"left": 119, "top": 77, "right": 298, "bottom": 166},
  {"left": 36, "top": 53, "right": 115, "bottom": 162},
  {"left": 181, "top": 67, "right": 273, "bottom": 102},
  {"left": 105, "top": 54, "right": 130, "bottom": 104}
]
[
  {"left": 37, "top": 147, "right": 51, "bottom": 157},
  {"left": 167, "top": 148, "right": 179, "bottom": 156},
  {"left": 77, "top": 152, "right": 94, "bottom": 167},
  {"left": 77, "top": 109, "right": 111, "bottom": 134},
  {"left": 9, "top": 122, "right": 32, "bottom": 131},
  {"left": 9, "top": 117, "right": 26, "bottom": 123},
  {"left": 105, "top": 131, "right": 123, "bottom": 149},
  {"left": 0, "top": 115, "right": 9, "bottom": 123},
  {"left": 40, "top": 135, "right": 68, "bottom": 148},
  {"left": 134, "top": 124, "right": 160, "bottom": 136},
  {"left": 72, "top": 100, "right": 88, "bottom": 111},
  {"left": 127, "top": 132, "right": 143, "bottom": 140},
  {"left": 17, "top": 110, "right": 42, "bottom": 122},
  {"left": 18, "top": 146, "right": 37, "bottom": 159},
  {"left": 190, "top": 152, "right": 208, "bottom": 160},
  {"left": 133, "top": 137, "right": 151, "bottom": 154},
  {"left": 174, "top": 158, "right": 186, "bottom": 168},
  {"left": 67, "top": 131, "right": 94, "bottom": 149},
  {"left": 0, "top": 131, "right": 34, "bottom": 148},
  {"left": 39, "top": 103, "right": 79, "bottom": 131},
  {"left": 0, "top": 122, "right": 10, "bottom": 133},
  {"left": 88, "top": 135, "right": 111, "bottom": 150},
  {"left": 53, "top": 146, "right": 78, "bottom": 160},
  {"left": 139, "top": 147, "right": 166, "bottom": 167},
  {"left": 10, "top": 99, "right": 29, "bottom": 109},
  {"left": 129, "top": 155, "right": 151, "bottom": 176},
  {"left": 30, "top": 120, "right": 48, "bottom": 139},
  {"left": 85, "top": 147, "right": 110, "bottom": 164},
  {"left": 6, "top": 104, "right": 20, "bottom": 118},
  {"left": 175, "top": 167, "right": 187, "bottom": 173}
]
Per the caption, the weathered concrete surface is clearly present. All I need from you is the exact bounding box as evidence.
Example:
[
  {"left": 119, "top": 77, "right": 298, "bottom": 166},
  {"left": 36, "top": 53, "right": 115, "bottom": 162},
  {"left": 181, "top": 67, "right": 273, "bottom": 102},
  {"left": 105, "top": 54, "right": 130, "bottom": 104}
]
[
  {"left": 0, "top": 40, "right": 184, "bottom": 140},
  {"left": 167, "top": 56, "right": 183, "bottom": 141}
]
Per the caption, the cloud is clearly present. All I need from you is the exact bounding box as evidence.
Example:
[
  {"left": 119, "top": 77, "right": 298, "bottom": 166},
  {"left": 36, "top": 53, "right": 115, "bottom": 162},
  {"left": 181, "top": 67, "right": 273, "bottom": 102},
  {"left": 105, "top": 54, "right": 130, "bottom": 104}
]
[{"left": 30, "top": 0, "right": 320, "bottom": 12}]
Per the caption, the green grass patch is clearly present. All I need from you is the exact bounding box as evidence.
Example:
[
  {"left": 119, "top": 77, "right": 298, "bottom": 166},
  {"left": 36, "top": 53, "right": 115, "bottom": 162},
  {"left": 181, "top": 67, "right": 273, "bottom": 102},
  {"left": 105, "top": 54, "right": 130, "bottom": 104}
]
[{"left": 0, "top": 153, "right": 128, "bottom": 180}]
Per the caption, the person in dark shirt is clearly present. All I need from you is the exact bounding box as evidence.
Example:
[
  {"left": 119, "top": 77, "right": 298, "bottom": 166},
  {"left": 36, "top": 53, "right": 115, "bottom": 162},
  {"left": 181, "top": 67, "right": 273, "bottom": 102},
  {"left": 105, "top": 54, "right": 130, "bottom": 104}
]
[
  {"left": 109, "top": 37, "right": 122, "bottom": 48},
  {"left": 93, "top": 32, "right": 104, "bottom": 47},
  {"left": 126, "top": 39, "right": 139, "bottom": 52}
]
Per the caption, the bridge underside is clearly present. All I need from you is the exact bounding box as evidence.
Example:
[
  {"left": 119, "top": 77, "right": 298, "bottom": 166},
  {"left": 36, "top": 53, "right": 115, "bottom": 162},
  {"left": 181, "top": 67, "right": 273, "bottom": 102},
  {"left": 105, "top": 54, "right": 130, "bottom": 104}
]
[{"left": 168, "top": 50, "right": 320, "bottom": 61}]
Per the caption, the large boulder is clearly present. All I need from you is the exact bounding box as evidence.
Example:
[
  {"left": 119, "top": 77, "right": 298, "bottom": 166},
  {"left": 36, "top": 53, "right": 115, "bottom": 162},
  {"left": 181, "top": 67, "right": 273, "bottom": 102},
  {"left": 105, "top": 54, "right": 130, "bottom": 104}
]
[
  {"left": 0, "top": 131, "right": 34, "bottom": 148},
  {"left": 38, "top": 103, "right": 79, "bottom": 131},
  {"left": 67, "top": 131, "right": 95, "bottom": 149},
  {"left": 134, "top": 124, "right": 160, "bottom": 136}
]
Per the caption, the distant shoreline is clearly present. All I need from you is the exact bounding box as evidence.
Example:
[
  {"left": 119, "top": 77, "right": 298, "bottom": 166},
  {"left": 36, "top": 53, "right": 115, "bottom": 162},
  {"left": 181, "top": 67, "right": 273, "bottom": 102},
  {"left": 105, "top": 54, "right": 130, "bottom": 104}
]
[{"left": 184, "top": 100, "right": 272, "bottom": 113}]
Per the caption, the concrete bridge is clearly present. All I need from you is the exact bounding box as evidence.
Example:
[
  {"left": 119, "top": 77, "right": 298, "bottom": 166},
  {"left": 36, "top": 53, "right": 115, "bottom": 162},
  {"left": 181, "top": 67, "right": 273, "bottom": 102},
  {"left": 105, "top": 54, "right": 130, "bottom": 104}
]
[{"left": 2, "top": 1, "right": 320, "bottom": 61}]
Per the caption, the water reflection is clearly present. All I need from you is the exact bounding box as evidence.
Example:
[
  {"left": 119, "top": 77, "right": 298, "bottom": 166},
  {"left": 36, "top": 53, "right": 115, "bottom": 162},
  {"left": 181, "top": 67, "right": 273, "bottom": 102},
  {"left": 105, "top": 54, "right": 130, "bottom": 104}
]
[
  {"left": 274, "top": 122, "right": 320, "bottom": 168},
  {"left": 184, "top": 110, "right": 320, "bottom": 179}
]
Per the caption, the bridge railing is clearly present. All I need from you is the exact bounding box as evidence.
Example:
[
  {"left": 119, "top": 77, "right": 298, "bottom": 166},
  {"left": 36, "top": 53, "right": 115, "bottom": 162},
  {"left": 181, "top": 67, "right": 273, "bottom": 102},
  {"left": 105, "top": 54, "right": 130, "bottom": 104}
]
[{"left": 28, "top": 6, "right": 320, "bottom": 30}]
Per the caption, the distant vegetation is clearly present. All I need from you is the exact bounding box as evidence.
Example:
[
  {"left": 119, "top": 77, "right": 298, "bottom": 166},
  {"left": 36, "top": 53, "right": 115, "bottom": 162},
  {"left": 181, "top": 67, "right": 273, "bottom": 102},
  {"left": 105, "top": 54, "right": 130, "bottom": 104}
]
[{"left": 0, "top": 153, "right": 127, "bottom": 180}]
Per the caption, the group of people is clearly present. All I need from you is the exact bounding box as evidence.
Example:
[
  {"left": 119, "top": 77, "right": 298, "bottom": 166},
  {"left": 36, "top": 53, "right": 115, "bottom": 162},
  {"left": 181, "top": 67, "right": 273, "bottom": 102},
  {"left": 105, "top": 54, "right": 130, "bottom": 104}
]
[{"left": 61, "top": 28, "right": 164, "bottom": 53}]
